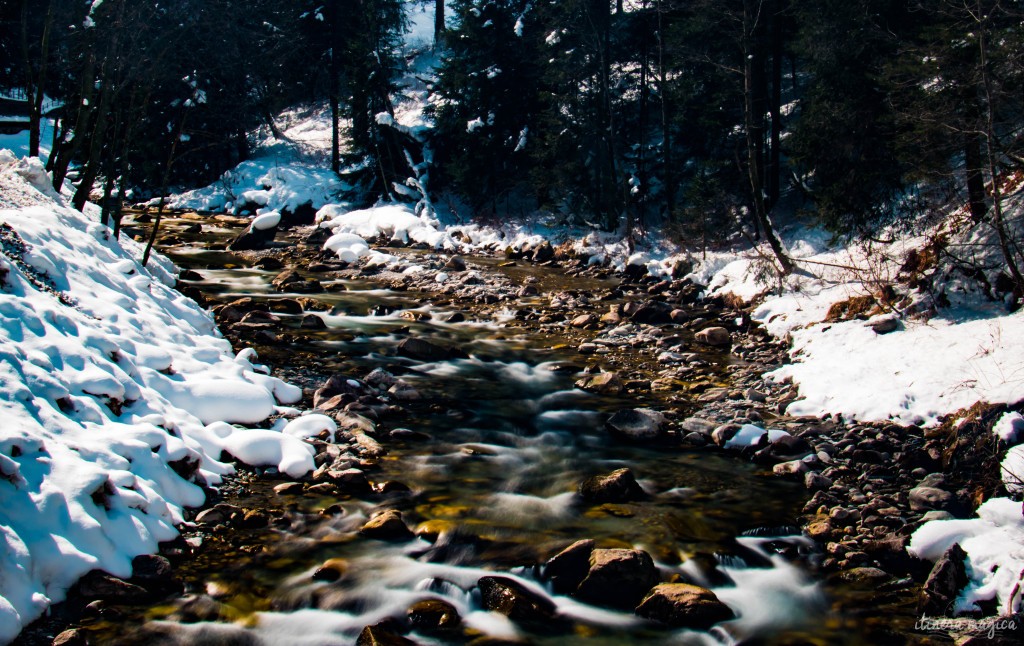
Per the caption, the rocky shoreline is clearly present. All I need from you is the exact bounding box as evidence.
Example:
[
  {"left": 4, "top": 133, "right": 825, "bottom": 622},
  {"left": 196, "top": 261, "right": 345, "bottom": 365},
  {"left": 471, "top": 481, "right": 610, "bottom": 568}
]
[{"left": 22, "top": 215, "right": 1021, "bottom": 645}]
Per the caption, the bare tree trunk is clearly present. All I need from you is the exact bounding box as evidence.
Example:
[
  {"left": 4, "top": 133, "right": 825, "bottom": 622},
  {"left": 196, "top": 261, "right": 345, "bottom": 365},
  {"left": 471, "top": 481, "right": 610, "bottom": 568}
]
[
  {"left": 976, "top": 8, "right": 1024, "bottom": 291},
  {"left": 434, "top": 0, "right": 445, "bottom": 47},
  {"left": 767, "top": 0, "right": 783, "bottom": 209},
  {"left": 656, "top": 0, "right": 674, "bottom": 220},
  {"left": 744, "top": 0, "right": 792, "bottom": 274},
  {"left": 329, "top": 0, "right": 342, "bottom": 175}
]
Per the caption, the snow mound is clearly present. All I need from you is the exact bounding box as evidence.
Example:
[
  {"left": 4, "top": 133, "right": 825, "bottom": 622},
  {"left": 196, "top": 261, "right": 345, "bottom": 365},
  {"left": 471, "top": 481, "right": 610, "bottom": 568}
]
[
  {"left": 909, "top": 497, "right": 1024, "bottom": 615},
  {"left": 0, "top": 157, "right": 312, "bottom": 642},
  {"left": 167, "top": 159, "right": 346, "bottom": 217}
]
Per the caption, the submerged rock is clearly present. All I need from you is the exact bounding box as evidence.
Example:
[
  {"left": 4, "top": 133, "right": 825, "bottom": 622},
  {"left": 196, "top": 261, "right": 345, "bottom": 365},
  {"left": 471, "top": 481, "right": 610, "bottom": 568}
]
[
  {"left": 605, "top": 408, "right": 666, "bottom": 442},
  {"left": 396, "top": 337, "right": 468, "bottom": 362}
]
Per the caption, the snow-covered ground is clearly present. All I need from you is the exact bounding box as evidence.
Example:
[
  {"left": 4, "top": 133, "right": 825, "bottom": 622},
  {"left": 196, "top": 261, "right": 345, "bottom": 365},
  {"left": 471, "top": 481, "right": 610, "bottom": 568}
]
[{"left": 0, "top": 154, "right": 321, "bottom": 642}]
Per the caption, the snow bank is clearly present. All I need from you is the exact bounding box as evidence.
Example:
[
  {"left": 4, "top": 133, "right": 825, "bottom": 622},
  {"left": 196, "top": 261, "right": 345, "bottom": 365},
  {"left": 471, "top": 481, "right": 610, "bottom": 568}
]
[
  {"left": 167, "top": 159, "right": 346, "bottom": 217},
  {"left": 0, "top": 155, "right": 311, "bottom": 642},
  {"left": 909, "top": 497, "right": 1024, "bottom": 615}
]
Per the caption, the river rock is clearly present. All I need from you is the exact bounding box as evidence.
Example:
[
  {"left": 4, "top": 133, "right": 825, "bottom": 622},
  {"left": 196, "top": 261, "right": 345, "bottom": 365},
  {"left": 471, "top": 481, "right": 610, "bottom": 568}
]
[
  {"left": 300, "top": 314, "right": 327, "bottom": 329},
  {"left": 229, "top": 226, "right": 275, "bottom": 251},
  {"left": 578, "top": 468, "right": 646, "bottom": 503},
  {"left": 606, "top": 408, "right": 666, "bottom": 442},
  {"left": 477, "top": 576, "right": 558, "bottom": 626},
  {"left": 76, "top": 570, "right": 148, "bottom": 601},
  {"left": 570, "top": 314, "right": 599, "bottom": 328},
  {"left": 575, "top": 548, "right": 660, "bottom": 609},
  {"left": 532, "top": 241, "right": 555, "bottom": 262},
  {"left": 909, "top": 486, "right": 966, "bottom": 516},
  {"left": 407, "top": 598, "right": 462, "bottom": 632},
  {"left": 129, "top": 554, "right": 181, "bottom": 597},
  {"left": 396, "top": 337, "right": 467, "bottom": 361},
  {"left": 444, "top": 256, "right": 467, "bottom": 272},
  {"left": 575, "top": 372, "right": 624, "bottom": 395},
  {"left": 312, "top": 558, "right": 349, "bottom": 582},
  {"left": 543, "top": 539, "right": 595, "bottom": 594},
  {"left": 920, "top": 543, "right": 968, "bottom": 616},
  {"left": 359, "top": 509, "right": 414, "bottom": 541},
  {"left": 357, "top": 623, "right": 416, "bottom": 646},
  {"left": 52, "top": 629, "right": 88, "bottom": 646},
  {"left": 629, "top": 300, "right": 674, "bottom": 324},
  {"left": 634, "top": 583, "right": 735, "bottom": 629},
  {"left": 695, "top": 326, "right": 731, "bottom": 347},
  {"left": 272, "top": 269, "right": 321, "bottom": 293}
]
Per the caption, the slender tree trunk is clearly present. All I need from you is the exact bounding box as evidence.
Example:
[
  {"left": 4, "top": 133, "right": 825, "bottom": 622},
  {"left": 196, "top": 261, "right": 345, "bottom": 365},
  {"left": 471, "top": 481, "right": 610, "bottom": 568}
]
[
  {"left": 434, "top": 0, "right": 445, "bottom": 47},
  {"left": 329, "top": 0, "right": 341, "bottom": 175},
  {"left": 976, "top": 9, "right": 1024, "bottom": 291},
  {"left": 744, "top": 0, "right": 792, "bottom": 274},
  {"left": 768, "top": 0, "right": 783, "bottom": 209},
  {"left": 656, "top": 0, "right": 674, "bottom": 219}
]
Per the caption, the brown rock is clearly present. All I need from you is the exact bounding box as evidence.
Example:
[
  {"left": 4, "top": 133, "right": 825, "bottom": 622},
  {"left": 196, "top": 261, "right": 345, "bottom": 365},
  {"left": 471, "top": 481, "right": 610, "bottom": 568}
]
[
  {"left": 356, "top": 623, "right": 416, "bottom": 646},
  {"left": 360, "top": 509, "right": 414, "bottom": 541},
  {"left": 544, "top": 539, "right": 595, "bottom": 594},
  {"left": 920, "top": 543, "right": 968, "bottom": 616},
  {"left": 695, "top": 327, "right": 731, "bottom": 347},
  {"left": 635, "top": 583, "right": 735, "bottom": 629},
  {"left": 575, "top": 548, "right": 660, "bottom": 609},
  {"left": 52, "top": 629, "right": 88, "bottom": 646},
  {"left": 574, "top": 372, "right": 624, "bottom": 396},
  {"left": 407, "top": 598, "right": 462, "bottom": 631},
  {"left": 578, "top": 468, "right": 646, "bottom": 504},
  {"left": 477, "top": 576, "right": 558, "bottom": 626}
]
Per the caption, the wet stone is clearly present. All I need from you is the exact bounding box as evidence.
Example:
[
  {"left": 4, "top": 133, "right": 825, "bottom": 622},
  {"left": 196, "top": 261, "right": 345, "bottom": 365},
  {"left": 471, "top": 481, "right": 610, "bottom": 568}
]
[
  {"left": 635, "top": 583, "right": 735, "bottom": 629},
  {"left": 920, "top": 543, "right": 968, "bottom": 616},
  {"left": 359, "top": 509, "right": 414, "bottom": 541},
  {"left": 578, "top": 468, "right": 646, "bottom": 504},
  {"left": 407, "top": 598, "right": 462, "bottom": 632},
  {"left": 357, "top": 623, "right": 416, "bottom": 646},
  {"left": 575, "top": 372, "right": 624, "bottom": 395},
  {"left": 477, "top": 576, "right": 558, "bottom": 626},
  {"left": 605, "top": 408, "right": 666, "bottom": 442},
  {"left": 695, "top": 326, "right": 731, "bottom": 347},
  {"left": 544, "top": 539, "right": 596, "bottom": 594},
  {"left": 575, "top": 548, "right": 660, "bottom": 610},
  {"left": 52, "top": 629, "right": 88, "bottom": 646},
  {"left": 396, "top": 337, "right": 467, "bottom": 361}
]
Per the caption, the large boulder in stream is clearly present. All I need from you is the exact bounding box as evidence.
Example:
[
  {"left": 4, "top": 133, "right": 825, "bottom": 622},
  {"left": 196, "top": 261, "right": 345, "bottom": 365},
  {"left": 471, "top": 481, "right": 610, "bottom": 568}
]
[
  {"left": 635, "top": 583, "right": 735, "bottom": 629},
  {"left": 543, "top": 539, "right": 596, "bottom": 594},
  {"left": 575, "top": 548, "right": 660, "bottom": 609}
]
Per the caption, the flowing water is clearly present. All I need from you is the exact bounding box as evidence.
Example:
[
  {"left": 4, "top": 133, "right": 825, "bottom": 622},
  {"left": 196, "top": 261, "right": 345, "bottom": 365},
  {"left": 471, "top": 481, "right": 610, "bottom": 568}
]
[{"left": 75, "top": 215, "right": 906, "bottom": 645}]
